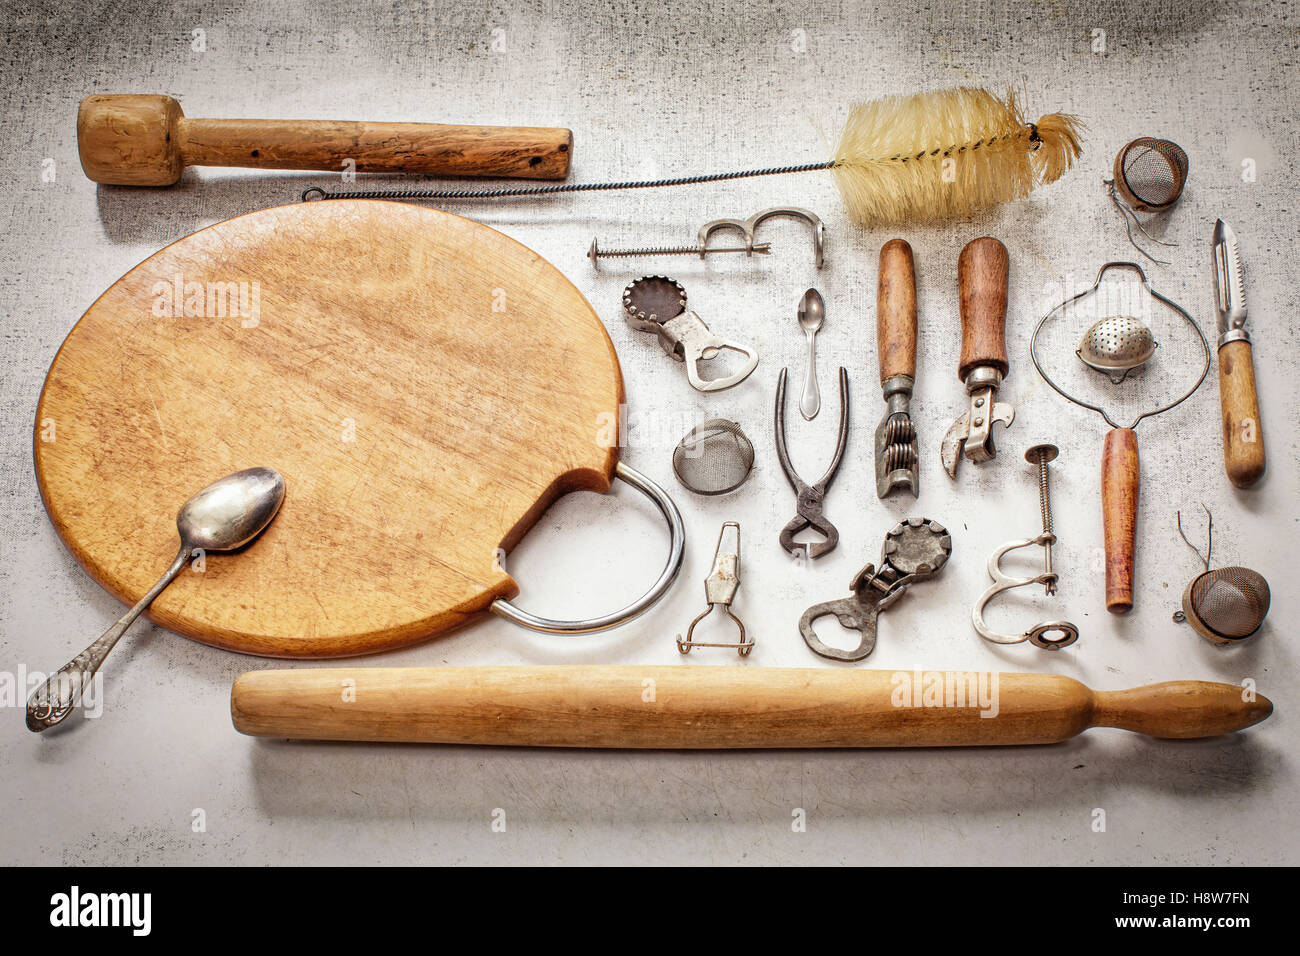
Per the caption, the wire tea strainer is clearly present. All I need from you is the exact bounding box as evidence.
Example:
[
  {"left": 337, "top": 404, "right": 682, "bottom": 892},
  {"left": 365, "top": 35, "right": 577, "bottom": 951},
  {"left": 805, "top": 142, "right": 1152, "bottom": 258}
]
[
  {"left": 1104, "top": 137, "right": 1189, "bottom": 264},
  {"left": 1032, "top": 262, "right": 1210, "bottom": 614},
  {"left": 672, "top": 419, "right": 755, "bottom": 495},
  {"left": 1077, "top": 314, "right": 1159, "bottom": 383},
  {"left": 1115, "top": 138, "right": 1188, "bottom": 211},
  {"left": 1174, "top": 506, "right": 1271, "bottom": 646}
]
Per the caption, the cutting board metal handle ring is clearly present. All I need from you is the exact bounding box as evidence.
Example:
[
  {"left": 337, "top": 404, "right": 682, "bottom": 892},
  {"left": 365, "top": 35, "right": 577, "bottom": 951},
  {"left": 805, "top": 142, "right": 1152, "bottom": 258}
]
[{"left": 489, "top": 462, "right": 686, "bottom": 633}]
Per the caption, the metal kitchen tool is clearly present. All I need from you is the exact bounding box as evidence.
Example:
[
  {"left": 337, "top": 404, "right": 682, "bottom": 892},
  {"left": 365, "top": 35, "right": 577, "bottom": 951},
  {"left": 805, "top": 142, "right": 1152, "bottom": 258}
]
[
  {"left": 973, "top": 445, "right": 1079, "bottom": 650},
  {"left": 676, "top": 522, "right": 753, "bottom": 656},
  {"left": 671, "top": 420, "right": 755, "bottom": 495},
  {"left": 35, "top": 201, "right": 685, "bottom": 656},
  {"left": 699, "top": 207, "right": 825, "bottom": 268},
  {"left": 1104, "top": 137, "right": 1188, "bottom": 264},
  {"left": 1212, "top": 219, "right": 1266, "bottom": 488},
  {"left": 589, "top": 237, "right": 771, "bottom": 266},
  {"left": 588, "top": 207, "right": 825, "bottom": 269},
  {"left": 874, "top": 239, "right": 919, "bottom": 498},
  {"left": 799, "top": 518, "right": 951, "bottom": 662},
  {"left": 941, "top": 237, "right": 1015, "bottom": 477},
  {"left": 1031, "top": 261, "right": 1209, "bottom": 613},
  {"left": 27, "top": 468, "right": 285, "bottom": 731},
  {"left": 797, "top": 288, "right": 825, "bottom": 420},
  {"left": 1077, "top": 315, "right": 1158, "bottom": 384},
  {"left": 622, "top": 276, "right": 759, "bottom": 392},
  {"left": 775, "top": 366, "right": 849, "bottom": 559},
  {"left": 1173, "top": 506, "right": 1271, "bottom": 646}
]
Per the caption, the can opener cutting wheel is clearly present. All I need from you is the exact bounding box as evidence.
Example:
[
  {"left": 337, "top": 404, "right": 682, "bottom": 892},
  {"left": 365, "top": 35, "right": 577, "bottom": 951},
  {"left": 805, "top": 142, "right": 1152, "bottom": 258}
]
[
  {"left": 799, "top": 518, "right": 951, "bottom": 662},
  {"left": 623, "top": 276, "right": 759, "bottom": 392}
]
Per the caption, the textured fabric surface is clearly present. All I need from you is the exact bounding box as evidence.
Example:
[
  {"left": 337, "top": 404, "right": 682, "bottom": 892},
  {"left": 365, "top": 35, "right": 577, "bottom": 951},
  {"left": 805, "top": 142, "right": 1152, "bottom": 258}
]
[{"left": 1, "top": 0, "right": 1296, "bottom": 864}]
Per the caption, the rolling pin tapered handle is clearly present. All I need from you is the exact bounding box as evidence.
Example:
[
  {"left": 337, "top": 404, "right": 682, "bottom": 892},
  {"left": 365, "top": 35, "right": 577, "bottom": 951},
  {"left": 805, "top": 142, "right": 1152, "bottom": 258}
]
[
  {"left": 77, "top": 94, "right": 573, "bottom": 186},
  {"left": 1101, "top": 427, "right": 1139, "bottom": 614},
  {"left": 1093, "top": 681, "right": 1272, "bottom": 739},
  {"left": 1218, "top": 340, "right": 1266, "bottom": 488},
  {"left": 956, "top": 237, "right": 1009, "bottom": 381},
  {"left": 877, "top": 239, "right": 918, "bottom": 382},
  {"left": 231, "top": 666, "right": 1272, "bottom": 748}
]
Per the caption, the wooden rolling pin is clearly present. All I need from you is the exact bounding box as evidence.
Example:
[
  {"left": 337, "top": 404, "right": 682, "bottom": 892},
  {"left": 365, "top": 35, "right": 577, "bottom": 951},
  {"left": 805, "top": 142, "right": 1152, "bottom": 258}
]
[
  {"left": 77, "top": 94, "right": 572, "bottom": 186},
  {"left": 230, "top": 667, "right": 1272, "bottom": 747}
]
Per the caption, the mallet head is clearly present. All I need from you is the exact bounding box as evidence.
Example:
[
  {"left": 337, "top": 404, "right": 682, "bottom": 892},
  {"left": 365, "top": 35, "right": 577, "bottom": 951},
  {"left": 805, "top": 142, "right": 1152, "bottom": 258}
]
[{"left": 77, "top": 94, "right": 186, "bottom": 186}]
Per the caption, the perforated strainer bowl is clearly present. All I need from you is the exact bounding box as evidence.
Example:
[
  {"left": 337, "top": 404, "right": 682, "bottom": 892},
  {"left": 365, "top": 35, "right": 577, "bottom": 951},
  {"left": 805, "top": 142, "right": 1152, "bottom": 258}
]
[
  {"left": 1077, "top": 314, "right": 1158, "bottom": 383},
  {"left": 672, "top": 419, "right": 755, "bottom": 496}
]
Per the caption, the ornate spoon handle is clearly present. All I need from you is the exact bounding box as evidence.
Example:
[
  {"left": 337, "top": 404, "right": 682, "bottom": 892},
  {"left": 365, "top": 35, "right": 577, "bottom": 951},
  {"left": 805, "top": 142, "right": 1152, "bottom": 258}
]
[{"left": 27, "top": 545, "right": 190, "bottom": 732}]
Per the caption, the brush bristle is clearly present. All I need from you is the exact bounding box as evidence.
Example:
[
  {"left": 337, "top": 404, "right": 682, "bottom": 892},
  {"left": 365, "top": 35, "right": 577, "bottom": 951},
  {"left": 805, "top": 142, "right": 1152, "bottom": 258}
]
[{"left": 830, "top": 87, "right": 1084, "bottom": 225}]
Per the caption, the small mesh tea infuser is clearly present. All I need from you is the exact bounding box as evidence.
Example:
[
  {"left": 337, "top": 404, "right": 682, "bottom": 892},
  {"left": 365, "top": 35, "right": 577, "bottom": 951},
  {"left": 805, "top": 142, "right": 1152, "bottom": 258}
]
[
  {"left": 1031, "top": 261, "right": 1209, "bottom": 614},
  {"left": 1077, "top": 314, "right": 1158, "bottom": 384},
  {"left": 1104, "top": 137, "right": 1188, "bottom": 264},
  {"left": 1173, "top": 506, "right": 1271, "bottom": 646},
  {"left": 672, "top": 420, "right": 755, "bottom": 495}
]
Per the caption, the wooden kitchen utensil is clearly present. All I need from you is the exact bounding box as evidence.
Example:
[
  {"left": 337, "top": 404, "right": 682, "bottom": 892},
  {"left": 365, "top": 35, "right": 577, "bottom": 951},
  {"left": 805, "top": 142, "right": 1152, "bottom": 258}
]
[
  {"left": 77, "top": 94, "right": 573, "bottom": 186},
  {"left": 230, "top": 666, "right": 1273, "bottom": 746},
  {"left": 34, "top": 199, "right": 681, "bottom": 658}
]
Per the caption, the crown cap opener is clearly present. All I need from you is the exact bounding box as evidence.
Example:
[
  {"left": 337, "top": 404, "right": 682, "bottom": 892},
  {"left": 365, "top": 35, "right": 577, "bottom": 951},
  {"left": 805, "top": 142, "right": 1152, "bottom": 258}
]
[{"left": 623, "top": 276, "right": 759, "bottom": 392}]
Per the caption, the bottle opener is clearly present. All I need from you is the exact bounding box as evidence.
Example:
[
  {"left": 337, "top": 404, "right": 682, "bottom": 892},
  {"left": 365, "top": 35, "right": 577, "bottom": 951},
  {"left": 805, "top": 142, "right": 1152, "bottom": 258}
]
[
  {"left": 799, "top": 518, "right": 951, "bottom": 662},
  {"left": 623, "top": 276, "right": 759, "bottom": 392}
]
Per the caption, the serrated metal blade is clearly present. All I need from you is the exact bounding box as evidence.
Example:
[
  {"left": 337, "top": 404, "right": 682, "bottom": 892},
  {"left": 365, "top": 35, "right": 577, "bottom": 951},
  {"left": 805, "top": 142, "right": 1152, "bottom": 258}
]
[{"left": 1212, "top": 218, "right": 1247, "bottom": 334}]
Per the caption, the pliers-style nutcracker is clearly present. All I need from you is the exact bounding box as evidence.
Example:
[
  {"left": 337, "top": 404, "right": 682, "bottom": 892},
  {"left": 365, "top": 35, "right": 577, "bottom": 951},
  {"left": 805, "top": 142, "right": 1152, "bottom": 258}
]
[{"left": 775, "top": 366, "right": 849, "bottom": 559}]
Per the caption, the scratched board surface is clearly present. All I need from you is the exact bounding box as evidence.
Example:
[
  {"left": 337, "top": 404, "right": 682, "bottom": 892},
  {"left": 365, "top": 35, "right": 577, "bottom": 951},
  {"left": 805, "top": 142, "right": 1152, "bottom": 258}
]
[{"left": 0, "top": 0, "right": 1296, "bottom": 866}]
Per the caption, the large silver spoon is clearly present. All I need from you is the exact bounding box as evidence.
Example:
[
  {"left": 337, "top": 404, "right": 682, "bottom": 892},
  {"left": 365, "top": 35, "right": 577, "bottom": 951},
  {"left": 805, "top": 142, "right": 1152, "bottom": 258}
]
[
  {"left": 27, "top": 467, "right": 285, "bottom": 732},
  {"left": 798, "top": 288, "right": 825, "bottom": 420}
]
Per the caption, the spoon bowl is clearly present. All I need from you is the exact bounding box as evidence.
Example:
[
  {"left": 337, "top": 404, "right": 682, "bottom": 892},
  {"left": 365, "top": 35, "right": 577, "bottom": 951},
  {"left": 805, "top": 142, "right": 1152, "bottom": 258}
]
[{"left": 177, "top": 467, "right": 285, "bottom": 551}]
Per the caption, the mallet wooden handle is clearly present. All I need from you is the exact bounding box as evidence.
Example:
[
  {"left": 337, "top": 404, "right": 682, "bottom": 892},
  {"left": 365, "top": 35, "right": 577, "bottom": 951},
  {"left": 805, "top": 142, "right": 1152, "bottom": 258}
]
[
  {"left": 877, "top": 239, "right": 917, "bottom": 382},
  {"left": 230, "top": 666, "right": 1271, "bottom": 747},
  {"left": 77, "top": 94, "right": 573, "bottom": 186},
  {"left": 1218, "top": 340, "right": 1266, "bottom": 488},
  {"left": 1101, "top": 427, "right": 1139, "bottom": 614},
  {"left": 956, "top": 237, "right": 1009, "bottom": 380}
]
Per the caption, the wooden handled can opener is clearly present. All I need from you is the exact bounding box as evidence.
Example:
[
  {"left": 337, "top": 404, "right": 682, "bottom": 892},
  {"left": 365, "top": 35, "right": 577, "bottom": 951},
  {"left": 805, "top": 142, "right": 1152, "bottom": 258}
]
[{"left": 941, "top": 238, "right": 1015, "bottom": 477}]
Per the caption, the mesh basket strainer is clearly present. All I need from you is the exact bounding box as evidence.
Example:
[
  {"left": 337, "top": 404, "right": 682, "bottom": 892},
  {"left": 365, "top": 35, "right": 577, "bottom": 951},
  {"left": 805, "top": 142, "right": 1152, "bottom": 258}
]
[
  {"left": 672, "top": 420, "right": 755, "bottom": 496},
  {"left": 1114, "top": 137, "right": 1189, "bottom": 212},
  {"left": 1183, "top": 567, "right": 1271, "bottom": 645}
]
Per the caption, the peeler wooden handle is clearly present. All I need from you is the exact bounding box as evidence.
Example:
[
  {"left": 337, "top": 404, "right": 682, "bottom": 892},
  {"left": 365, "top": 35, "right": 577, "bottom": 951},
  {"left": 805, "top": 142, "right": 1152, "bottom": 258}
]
[
  {"left": 877, "top": 239, "right": 917, "bottom": 382},
  {"left": 1101, "top": 428, "right": 1139, "bottom": 614},
  {"left": 231, "top": 666, "right": 1272, "bottom": 747},
  {"left": 1218, "top": 340, "right": 1266, "bottom": 488},
  {"left": 956, "top": 237, "right": 1009, "bottom": 380},
  {"left": 77, "top": 94, "right": 573, "bottom": 186}
]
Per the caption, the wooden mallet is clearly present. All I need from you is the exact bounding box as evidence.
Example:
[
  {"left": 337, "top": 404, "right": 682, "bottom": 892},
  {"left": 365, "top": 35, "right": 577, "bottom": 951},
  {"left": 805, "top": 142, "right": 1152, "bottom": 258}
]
[{"left": 76, "top": 93, "right": 573, "bottom": 186}]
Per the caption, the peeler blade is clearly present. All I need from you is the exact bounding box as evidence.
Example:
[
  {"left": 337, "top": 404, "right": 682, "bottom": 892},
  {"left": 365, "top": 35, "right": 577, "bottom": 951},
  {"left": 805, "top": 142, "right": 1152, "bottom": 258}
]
[{"left": 1212, "top": 218, "right": 1248, "bottom": 336}]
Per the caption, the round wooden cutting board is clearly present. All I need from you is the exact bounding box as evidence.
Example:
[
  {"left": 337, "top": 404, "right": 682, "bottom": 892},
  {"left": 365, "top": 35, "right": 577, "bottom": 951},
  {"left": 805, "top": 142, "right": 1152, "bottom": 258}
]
[{"left": 34, "top": 200, "right": 623, "bottom": 657}]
